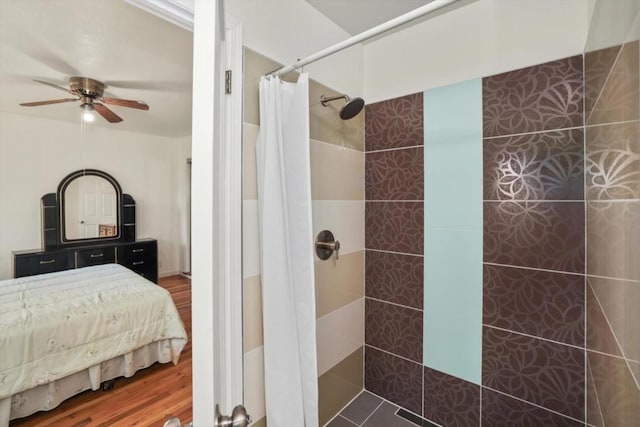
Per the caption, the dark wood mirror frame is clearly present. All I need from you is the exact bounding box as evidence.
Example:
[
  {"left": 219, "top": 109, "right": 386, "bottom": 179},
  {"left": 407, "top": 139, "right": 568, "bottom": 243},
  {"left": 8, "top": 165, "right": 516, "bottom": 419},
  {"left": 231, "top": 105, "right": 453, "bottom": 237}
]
[{"left": 41, "top": 169, "right": 136, "bottom": 250}]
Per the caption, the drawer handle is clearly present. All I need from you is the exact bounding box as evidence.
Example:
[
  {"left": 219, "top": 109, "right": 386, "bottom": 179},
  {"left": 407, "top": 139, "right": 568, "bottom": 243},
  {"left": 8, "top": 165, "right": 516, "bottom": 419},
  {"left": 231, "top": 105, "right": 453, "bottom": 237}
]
[
  {"left": 132, "top": 261, "right": 144, "bottom": 266},
  {"left": 39, "top": 259, "right": 56, "bottom": 265},
  {"left": 90, "top": 253, "right": 104, "bottom": 258},
  {"left": 132, "top": 249, "right": 144, "bottom": 253}
]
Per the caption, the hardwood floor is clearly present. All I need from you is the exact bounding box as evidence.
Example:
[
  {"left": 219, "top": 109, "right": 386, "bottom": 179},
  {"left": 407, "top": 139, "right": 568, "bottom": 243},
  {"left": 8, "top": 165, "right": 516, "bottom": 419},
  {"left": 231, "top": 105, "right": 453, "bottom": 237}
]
[{"left": 11, "top": 276, "right": 193, "bottom": 427}]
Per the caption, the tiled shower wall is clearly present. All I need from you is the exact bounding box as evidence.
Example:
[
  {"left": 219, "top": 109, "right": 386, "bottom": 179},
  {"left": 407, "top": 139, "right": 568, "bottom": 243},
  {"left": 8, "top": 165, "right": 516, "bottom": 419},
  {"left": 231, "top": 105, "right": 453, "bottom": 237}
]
[
  {"left": 242, "top": 48, "right": 366, "bottom": 426},
  {"left": 364, "top": 44, "right": 640, "bottom": 426}
]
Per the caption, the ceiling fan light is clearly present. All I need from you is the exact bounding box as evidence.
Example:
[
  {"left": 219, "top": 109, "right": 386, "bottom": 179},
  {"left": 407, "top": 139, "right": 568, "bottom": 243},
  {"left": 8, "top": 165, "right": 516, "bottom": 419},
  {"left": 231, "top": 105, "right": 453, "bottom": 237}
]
[{"left": 82, "top": 109, "right": 95, "bottom": 123}]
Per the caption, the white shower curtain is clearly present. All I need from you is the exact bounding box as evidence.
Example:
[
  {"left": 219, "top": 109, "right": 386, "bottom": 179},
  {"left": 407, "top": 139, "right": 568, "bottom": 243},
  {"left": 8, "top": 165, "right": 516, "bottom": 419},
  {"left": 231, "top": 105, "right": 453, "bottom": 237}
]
[{"left": 256, "top": 74, "right": 318, "bottom": 427}]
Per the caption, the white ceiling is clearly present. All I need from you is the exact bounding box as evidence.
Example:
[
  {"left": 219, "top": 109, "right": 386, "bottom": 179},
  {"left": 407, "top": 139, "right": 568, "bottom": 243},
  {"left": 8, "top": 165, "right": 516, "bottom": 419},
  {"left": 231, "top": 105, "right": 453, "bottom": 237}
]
[
  {"left": 0, "top": 0, "right": 193, "bottom": 138},
  {"left": 305, "top": 0, "right": 434, "bottom": 35},
  {"left": 0, "top": 0, "right": 433, "bottom": 138}
]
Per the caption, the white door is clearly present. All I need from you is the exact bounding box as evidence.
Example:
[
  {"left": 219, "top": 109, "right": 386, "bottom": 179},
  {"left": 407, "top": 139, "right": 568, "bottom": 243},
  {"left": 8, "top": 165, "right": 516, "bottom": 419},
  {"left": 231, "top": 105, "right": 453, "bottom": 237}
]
[
  {"left": 79, "top": 176, "right": 117, "bottom": 237},
  {"left": 191, "top": 1, "right": 245, "bottom": 426}
]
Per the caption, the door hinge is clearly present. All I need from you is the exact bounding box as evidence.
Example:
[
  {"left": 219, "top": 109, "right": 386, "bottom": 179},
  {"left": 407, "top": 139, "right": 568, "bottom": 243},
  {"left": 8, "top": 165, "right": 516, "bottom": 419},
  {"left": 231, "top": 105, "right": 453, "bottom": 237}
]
[{"left": 225, "top": 69, "right": 232, "bottom": 95}]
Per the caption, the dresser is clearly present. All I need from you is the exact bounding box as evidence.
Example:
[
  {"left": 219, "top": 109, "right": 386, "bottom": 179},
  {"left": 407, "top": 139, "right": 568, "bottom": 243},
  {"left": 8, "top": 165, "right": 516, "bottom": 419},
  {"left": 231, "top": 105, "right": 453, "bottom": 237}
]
[{"left": 13, "top": 239, "right": 158, "bottom": 283}]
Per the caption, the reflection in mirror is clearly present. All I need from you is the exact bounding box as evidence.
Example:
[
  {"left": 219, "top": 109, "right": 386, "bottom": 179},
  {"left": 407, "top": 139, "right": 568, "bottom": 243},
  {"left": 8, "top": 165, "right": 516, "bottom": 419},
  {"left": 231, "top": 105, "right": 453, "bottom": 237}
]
[{"left": 64, "top": 175, "right": 118, "bottom": 240}]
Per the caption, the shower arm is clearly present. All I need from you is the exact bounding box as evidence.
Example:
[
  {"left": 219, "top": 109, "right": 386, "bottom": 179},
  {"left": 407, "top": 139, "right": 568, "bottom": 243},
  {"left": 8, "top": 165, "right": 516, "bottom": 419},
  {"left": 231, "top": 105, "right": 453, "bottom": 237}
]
[{"left": 320, "top": 95, "right": 349, "bottom": 106}]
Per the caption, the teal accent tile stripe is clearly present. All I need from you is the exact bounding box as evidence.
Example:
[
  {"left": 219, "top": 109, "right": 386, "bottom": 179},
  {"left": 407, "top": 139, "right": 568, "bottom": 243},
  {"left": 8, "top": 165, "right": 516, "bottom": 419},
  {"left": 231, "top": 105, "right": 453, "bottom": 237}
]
[{"left": 423, "top": 79, "right": 482, "bottom": 385}]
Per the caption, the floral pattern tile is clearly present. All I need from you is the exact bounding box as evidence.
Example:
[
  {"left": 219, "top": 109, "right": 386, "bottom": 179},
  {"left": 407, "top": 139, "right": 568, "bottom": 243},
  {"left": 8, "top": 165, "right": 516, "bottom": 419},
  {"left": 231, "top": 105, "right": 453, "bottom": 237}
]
[
  {"left": 365, "top": 147, "right": 424, "bottom": 200},
  {"left": 587, "top": 201, "right": 640, "bottom": 281},
  {"left": 483, "top": 129, "right": 584, "bottom": 201},
  {"left": 365, "top": 93, "right": 423, "bottom": 151},
  {"left": 365, "top": 345, "right": 423, "bottom": 415},
  {"left": 365, "top": 250, "right": 423, "bottom": 309},
  {"left": 422, "top": 367, "right": 480, "bottom": 427},
  {"left": 588, "top": 351, "right": 640, "bottom": 426},
  {"left": 585, "top": 43, "right": 622, "bottom": 119},
  {"left": 586, "top": 121, "right": 640, "bottom": 200},
  {"left": 587, "top": 41, "right": 639, "bottom": 125},
  {"left": 483, "top": 55, "right": 584, "bottom": 137},
  {"left": 366, "top": 202, "right": 423, "bottom": 254},
  {"left": 483, "top": 264, "right": 584, "bottom": 346},
  {"left": 482, "top": 327, "right": 585, "bottom": 420},
  {"left": 483, "top": 201, "right": 585, "bottom": 273},
  {"left": 481, "top": 388, "right": 584, "bottom": 427},
  {"left": 365, "top": 298, "right": 422, "bottom": 363}
]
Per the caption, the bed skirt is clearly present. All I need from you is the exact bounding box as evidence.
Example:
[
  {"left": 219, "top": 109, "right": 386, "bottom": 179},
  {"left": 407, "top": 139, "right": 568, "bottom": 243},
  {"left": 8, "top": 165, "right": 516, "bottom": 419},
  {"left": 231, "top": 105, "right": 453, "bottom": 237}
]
[{"left": 1, "top": 337, "right": 184, "bottom": 426}]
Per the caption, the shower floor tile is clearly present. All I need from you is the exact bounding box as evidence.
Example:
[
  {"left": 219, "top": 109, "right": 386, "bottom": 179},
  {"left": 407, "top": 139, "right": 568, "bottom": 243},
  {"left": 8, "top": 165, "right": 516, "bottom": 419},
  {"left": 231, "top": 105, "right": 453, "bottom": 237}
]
[{"left": 328, "top": 391, "right": 438, "bottom": 427}]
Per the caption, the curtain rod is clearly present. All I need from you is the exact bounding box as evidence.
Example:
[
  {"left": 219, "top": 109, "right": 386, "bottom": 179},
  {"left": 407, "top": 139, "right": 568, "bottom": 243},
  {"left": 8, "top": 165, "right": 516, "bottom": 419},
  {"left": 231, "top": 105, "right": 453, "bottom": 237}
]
[{"left": 266, "top": 0, "right": 462, "bottom": 77}]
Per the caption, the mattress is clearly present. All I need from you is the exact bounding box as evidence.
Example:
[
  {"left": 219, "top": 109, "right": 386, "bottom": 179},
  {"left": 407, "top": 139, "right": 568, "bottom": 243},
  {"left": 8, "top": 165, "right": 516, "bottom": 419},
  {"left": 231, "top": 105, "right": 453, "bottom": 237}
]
[{"left": 0, "top": 264, "right": 188, "bottom": 423}]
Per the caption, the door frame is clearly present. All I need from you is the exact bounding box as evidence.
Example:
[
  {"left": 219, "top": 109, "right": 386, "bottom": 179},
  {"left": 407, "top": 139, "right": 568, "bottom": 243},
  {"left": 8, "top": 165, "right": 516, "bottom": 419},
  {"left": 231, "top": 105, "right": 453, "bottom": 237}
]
[{"left": 126, "top": 0, "right": 245, "bottom": 424}]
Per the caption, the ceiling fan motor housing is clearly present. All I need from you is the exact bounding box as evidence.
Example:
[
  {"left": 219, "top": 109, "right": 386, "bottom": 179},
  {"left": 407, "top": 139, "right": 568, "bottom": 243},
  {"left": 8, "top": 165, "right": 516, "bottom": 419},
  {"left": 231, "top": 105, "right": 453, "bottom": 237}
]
[{"left": 69, "top": 77, "right": 105, "bottom": 98}]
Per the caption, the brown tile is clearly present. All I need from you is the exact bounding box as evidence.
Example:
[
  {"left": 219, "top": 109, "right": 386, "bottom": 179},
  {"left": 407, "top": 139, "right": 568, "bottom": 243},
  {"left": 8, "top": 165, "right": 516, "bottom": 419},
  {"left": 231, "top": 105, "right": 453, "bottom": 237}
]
[
  {"left": 483, "top": 129, "right": 584, "bottom": 201},
  {"left": 309, "top": 80, "right": 365, "bottom": 151},
  {"left": 585, "top": 44, "right": 623, "bottom": 119},
  {"left": 365, "top": 250, "right": 423, "bottom": 309},
  {"left": 365, "top": 202, "right": 423, "bottom": 255},
  {"left": 588, "top": 41, "right": 640, "bottom": 125},
  {"left": 483, "top": 264, "right": 584, "bottom": 346},
  {"left": 483, "top": 201, "right": 585, "bottom": 273},
  {"left": 482, "top": 327, "right": 585, "bottom": 420},
  {"left": 319, "top": 347, "right": 364, "bottom": 426},
  {"left": 586, "top": 280, "right": 623, "bottom": 357},
  {"left": 311, "top": 140, "right": 364, "bottom": 201},
  {"left": 365, "top": 93, "right": 423, "bottom": 151},
  {"left": 587, "top": 200, "right": 640, "bottom": 281},
  {"left": 340, "top": 391, "right": 383, "bottom": 425},
  {"left": 586, "top": 121, "right": 640, "bottom": 200},
  {"left": 483, "top": 55, "right": 584, "bottom": 138},
  {"left": 588, "top": 351, "right": 640, "bottom": 426},
  {"left": 365, "top": 147, "right": 423, "bottom": 201},
  {"left": 482, "top": 388, "right": 584, "bottom": 427},
  {"left": 365, "top": 345, "right": 423, "bottom": 415},
  {"left": 365, "top": 298, "right": 422, "bottom": 363},
  {"left": 422, "top": 367, "right": 480, "bottom": 427},
  {"left": 589, "top": 276, "right": 640, "bottom": 361},
  {"left": 315, "top": 251, "right": 364, "bottom": 318},
  {"left": 243, "top": 275, "right": 263, "bottom": 352},
  {"left": 630, "top": 360, "right": 640, "bottom": 389}
]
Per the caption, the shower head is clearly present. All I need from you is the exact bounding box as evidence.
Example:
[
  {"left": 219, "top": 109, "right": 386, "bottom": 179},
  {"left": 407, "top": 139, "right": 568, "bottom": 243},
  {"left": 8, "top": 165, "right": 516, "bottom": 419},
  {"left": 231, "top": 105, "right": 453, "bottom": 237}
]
[{"left": 320, "top": 94, "right": 365, "bottom": 120}]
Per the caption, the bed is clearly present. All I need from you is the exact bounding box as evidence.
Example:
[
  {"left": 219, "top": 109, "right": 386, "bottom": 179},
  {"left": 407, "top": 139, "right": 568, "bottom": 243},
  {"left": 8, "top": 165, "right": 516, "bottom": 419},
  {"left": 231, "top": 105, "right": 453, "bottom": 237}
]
[{"left": 0, "top": 263, "right": 188, "bottom": 426}]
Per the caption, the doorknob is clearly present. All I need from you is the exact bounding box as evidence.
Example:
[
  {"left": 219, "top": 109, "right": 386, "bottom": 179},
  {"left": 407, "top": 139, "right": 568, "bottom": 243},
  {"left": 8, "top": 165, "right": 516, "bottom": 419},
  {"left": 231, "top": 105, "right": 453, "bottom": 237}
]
[{"left": 215, "top": 404, "right": 251, "bottom": 427}]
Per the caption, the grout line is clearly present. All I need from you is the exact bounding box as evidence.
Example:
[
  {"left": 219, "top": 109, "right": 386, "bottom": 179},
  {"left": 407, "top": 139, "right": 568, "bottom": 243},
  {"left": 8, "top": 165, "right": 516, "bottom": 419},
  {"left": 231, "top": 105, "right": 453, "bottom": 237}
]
[
  {"left": 482, "top": 324, "right": 585, "bottom": 351},
  {"left": 311, "top": 138, "right": 364, "bottom": 155},
  {"left": 583, "top": 57, "right": 588, "bottom": 424},
  {"left": 421, "top": 363, "right": 425, "bottom": 420},
  {"left": 584, "top": 118, "right": 640, "bottom": 129},
  {"left": 586, "top": 347, "right": 640, "bottom": 364},
  {"left": 483, "top": 262, "right": 585, "bottom": 277},
  {"left": 338, "top": 415, "right": 359, "bottom": 426},
  {"left": 479, "top": 384, "right": 482, "bottom": 427},
  {"left": 366, "top": 296, "right": 423, "bottom": 312},
  {"left": 323, "top": 389, "right": 363, "bottom": 427},
  {"left": 481, "top": 385, "right": 587, "bottom": 425},
  {"left": 365, "top": 144, "right": 423, "bottom": 154},
  {"left": 588, "top": 281, "right": 640, "bottom": 389},
  {"left": 586, "top": 199, "right": 640, "bottom": 203},
  {"left": 586, "top": 274, "right": 640, "bottom": 284},
  {"left": 482, "top": 125, "right": 585, "bottom": 141},
  {"left": 585, "top": 43, "right": 626, "bottom": 124},
  {"left": 359, "top": 399, "right": 385, "bottom": 426},
  {"left": 365, "top": 389, "right": 442, "bottom": 427},
  {"left": 587, "top": 356, "right": 607, "bottom": 427},
  {"left": 366, "top": 248, "right": 423, "bottom": 258},
  {"left": 365, "top": 344, "right": 423, "bottom": 366}
]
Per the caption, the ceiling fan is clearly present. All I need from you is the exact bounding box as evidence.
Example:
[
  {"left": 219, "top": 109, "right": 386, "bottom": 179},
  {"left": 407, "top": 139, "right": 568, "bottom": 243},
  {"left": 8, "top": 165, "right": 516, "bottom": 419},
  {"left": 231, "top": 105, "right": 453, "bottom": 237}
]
[{"left": 19, "top": 77, "right": 149, "bottom": 123}]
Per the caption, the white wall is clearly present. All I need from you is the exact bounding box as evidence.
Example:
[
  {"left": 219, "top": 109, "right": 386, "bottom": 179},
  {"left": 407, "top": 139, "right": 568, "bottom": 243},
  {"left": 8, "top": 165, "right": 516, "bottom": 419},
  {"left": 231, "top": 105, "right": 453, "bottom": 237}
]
[
  {"left": 225, "top": 0, "right": 364, "bottom": 97},
  {"left": 363, "top": 0, "right": 590, "bottom": 103},
  {"left": 0, "top": 112, "right": 191, "bottom": 279}
]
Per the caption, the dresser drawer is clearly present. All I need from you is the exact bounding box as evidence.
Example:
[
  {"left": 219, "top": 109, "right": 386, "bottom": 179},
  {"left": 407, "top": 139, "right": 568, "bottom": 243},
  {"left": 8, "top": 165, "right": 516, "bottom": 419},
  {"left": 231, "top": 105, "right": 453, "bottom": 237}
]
[
  {"left": 14, "top": 252, "right": 75, "bottom": 278},
  {"left": 76, "top": 246, "right": 116, "bottom": 267},
  {"left": 118, "top": 241, "right": 157, "bottom": 283}
]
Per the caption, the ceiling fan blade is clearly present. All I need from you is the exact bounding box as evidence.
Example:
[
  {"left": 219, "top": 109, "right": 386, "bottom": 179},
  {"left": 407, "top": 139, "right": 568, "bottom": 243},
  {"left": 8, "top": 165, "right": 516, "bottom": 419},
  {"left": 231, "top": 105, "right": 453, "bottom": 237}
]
[
  {"left": 100, "top": 97, "right": 149, "bottom": 110},
  {"left": 20, "top": 98, "right": 79, "bottom": 107},
  {"left": 94, "top": 103, "right": 123, "bottom": 123},
  {"left": 33, "top": 79, "right": 75, "bottom": 95}
]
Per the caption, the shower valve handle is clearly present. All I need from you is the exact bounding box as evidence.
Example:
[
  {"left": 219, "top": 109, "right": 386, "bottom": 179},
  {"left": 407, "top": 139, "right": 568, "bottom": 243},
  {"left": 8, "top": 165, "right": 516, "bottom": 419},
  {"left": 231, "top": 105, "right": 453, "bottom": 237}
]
[{"left": 315, "top": 230, "right": 340, "bottom": 260}]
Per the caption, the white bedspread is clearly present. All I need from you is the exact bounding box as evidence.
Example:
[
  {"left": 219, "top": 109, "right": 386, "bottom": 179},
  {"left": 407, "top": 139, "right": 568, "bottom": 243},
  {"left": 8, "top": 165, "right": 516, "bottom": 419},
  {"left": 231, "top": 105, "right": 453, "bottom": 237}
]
[{"left": 0, "top": 264, "right": 187, "bottom": 401}]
